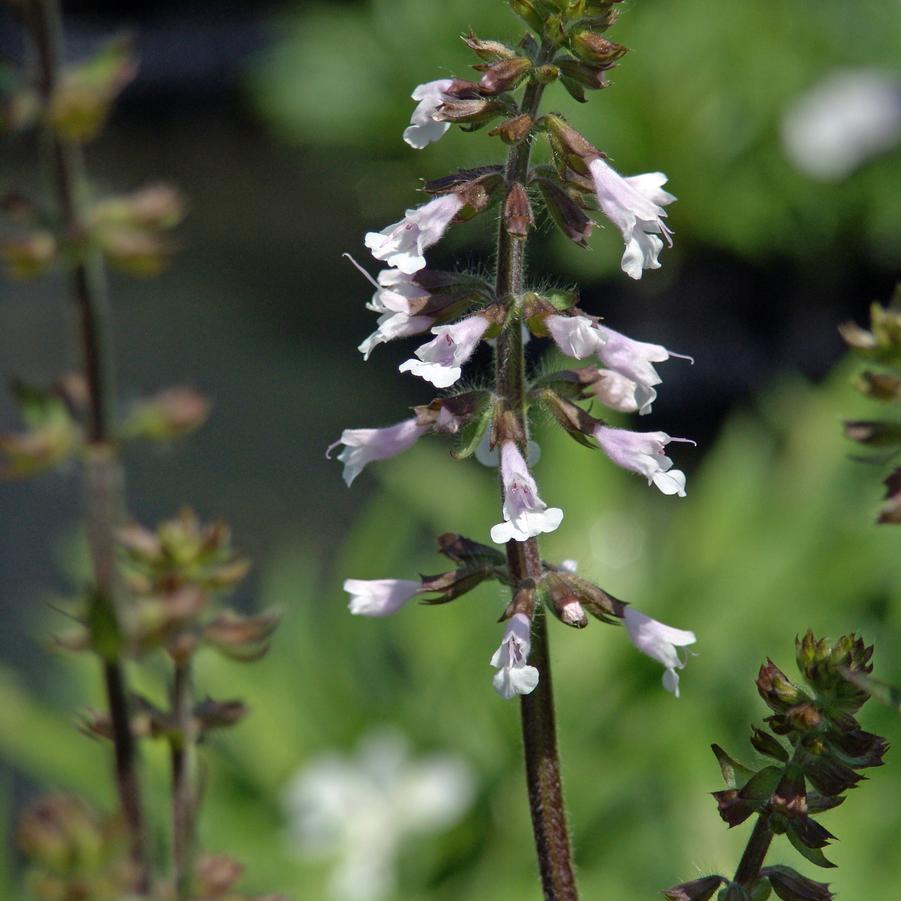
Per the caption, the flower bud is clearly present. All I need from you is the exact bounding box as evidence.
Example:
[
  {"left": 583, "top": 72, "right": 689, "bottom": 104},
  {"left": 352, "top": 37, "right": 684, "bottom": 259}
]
[
  {"left": 534, "top": 176, "right": 593, "bottom": 245},
  {"left": 757, "top": 659, "right": 804, "bottom": 711},
  {"left": 543, "top": 113, "right": 601, "bottom": 175},
  {"left": 436, "top": 533, "right": 508, "bottom": 569},
  {"left": 712, "top": 789, "right": 754, "bottom": 827},
  {"left": 2, "top": 231, "right": 57, "bottom": 279},
  {"left": 662, "top": 875, "right": 725, "bottom": 901},
  {"left": 749, "top": 726, "right": 789, "bottom": 762},
  {"left": 433, "top": 97, "right": 505, "bottom": 125},
  {"left": 478, "top": 57, "right": 532, "bottom": 94},
  {"left": 570, "top": 32, "right": 629, "bottom": 65},
  {"left": 855, "top": 370, "right": 901, "bottom": 402},
  {"left": 122, "top": 386, "right": 210, "bottom": 442},
  {"left": 760, "top": 865, "right": 833, "bottom": 900},
  {"left": 556, "top": 57, "right": 610, "bottom": 90},
  {"left": 533, "top": 63, "right": 560, "bottom": 84},
  {"left": 507, "top": 0, "right": 546, "bottom": 33},
  {"left": 193, "top": 698, "right": 250, "bottom": 732},
  {"left": 202, "top": 609, "right": 281, "bottom": 662},
  {"left": 489, "top": 113, "right": 534, "bottom": 145},
  {"left": 462, "top": 31, "right": 517, "bottom": 62},
  {"left": 542, "top": 573, "right": 589, "bottom": 628},
  {"left": 503, "top": 182, "right": 533, "bottom": 238}
]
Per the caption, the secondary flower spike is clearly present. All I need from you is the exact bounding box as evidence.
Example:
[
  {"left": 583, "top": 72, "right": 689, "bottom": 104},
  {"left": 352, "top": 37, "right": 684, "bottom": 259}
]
[
  {"left": 365, "top": 194, "right": 464, "bottom": 274},
  {"left": 594, "top": 425, "right": 694, "bottom": 496},
  {"left": 491, "top": 613, "right": 540, "bottom": 700},
  {"left": 588, "top": 157, "right": 675, "bottom": 280},
  {"left": 403, "top": 78, "right": 454, "bottom": 149},
  {"left": 490, "top": 441, "right": 563, "bottom": 543},
  {"left": 344, "top": 578, "right": 421, "bottom": 617},
  {"left": 624, "top": 607, "right": 696, "bottom": 697},
  {"left": 399, "top": 315, "right": 490, "bottom": 388},
  {"left": 328, "top": 419, "right": 429, "bottom": 486}
]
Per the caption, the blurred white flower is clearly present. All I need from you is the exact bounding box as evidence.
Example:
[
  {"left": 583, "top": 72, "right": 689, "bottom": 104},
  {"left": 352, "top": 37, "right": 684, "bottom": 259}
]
[
  {"left": 781, "top": 69, "right": 901, "bottom": 181},
  {"left": 403, "top": 78, "right": 454, "bottom": 149},
  {"left": 624, "top": 607, "right": 696, "bottom": 697},
  {"left": 283, "top": 730, "right": 475, "bottom": 901}
]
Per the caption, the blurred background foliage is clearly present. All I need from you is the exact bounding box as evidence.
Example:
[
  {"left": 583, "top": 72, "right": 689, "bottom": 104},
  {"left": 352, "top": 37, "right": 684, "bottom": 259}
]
[{"left": 0, "top": 0, "right": 899, "bottom": 897}]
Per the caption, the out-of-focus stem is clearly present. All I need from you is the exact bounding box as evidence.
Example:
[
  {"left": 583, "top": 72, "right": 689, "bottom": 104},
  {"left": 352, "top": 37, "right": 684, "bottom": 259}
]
[
  {"left": 171, "top": 658, "right": 197, "bottom": 899},
  {"left": 493, "top": 45, "right": 578, "bottom": 901},
  {"left": 27, "top": 0, "right": 150, "bottom": 891}
]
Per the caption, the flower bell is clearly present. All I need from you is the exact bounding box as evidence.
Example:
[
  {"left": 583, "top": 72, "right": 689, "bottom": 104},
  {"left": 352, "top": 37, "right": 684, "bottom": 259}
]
[
  {"left": 593, "top": 425, "right": 694, "bottom": 496},
  {"left": 623, "top": 607, "right": 696, "bottom": 697},
  {"left": 403, "top": 78, "right": 454, "bottom": 149},
  {"left": 491, "top": 613, "right": 539, "bottom": 699},
  {"left": 328, "top": 419, "right": 429, "bottom": 485}
]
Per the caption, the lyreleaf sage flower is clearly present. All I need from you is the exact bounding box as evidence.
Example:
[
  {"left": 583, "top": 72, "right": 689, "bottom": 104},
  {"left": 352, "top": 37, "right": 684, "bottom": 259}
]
[
  {"left": 403, "top": 78, "right": 455, "bottom": 149},
  {"left": 343, "top": 579, "right": 421, "bottom": 617},
  {"left": 594, "top": 324, "right": 692, "bottom": 395},
  {"left": 364, "top": 194, "right": 463, "bottom": 274},
  {"left": 398, "top": 314, "right": 489, "bottom": 388},
  {"left": 367, "top": 268, "right": 431, "bottom": 315},
  {"left": 545, "top": 313, "right": 605, "bottom": 359},
  {"left": 588, "top": 157, "right": 675, "bottom": 280},
  {"left": 593, "top": 425, "right": 694, "bottom": 496},
  {"left": 623, "top": 607, "right": 696, "bottom": 697},
  {"left": 358, "top": 311, "right": 434, "bottom": 361},
  {"left": 589, "top": 368, "right": 658, "bottom": 416},
  {"left": 328, "top": 419, "right": 429, "bottom": 485},
  {"left": 490, "top": 441, "right": 563, "bottom": 543},
  {"left": 491, "top": 612, "right": 539, "bottom": 699},
  {"left": 283, "top": 729, "right": 474, "bottom": 901}
]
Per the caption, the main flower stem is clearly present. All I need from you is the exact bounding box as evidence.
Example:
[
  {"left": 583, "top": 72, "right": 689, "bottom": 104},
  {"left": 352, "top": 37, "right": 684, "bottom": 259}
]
[
  {"left": 171, "top": 658, "right": 197, "bottom": 899},
  {"left": 28, "top": 1, "right": 150, "bottom": 890},
  {"left": 732, "top": 815, "right": 774, "bottom": 888},
  {"left": 494, "top": 53, "right": 578, "bottom": 901}
]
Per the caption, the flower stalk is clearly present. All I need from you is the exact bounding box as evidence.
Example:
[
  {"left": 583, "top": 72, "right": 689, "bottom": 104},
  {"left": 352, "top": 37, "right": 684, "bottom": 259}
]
[
  {"left": 171, "top": 658, "right": 198, "bottom": 900},
  {"left": 25, "top": 0, "right": 150, "bottom": 889},
  {"left": 493, "top": 44, "right": 578, "bottom": 900}
]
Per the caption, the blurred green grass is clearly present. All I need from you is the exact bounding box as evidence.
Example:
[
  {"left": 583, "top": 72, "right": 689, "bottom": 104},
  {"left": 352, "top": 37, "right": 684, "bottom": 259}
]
[{"left": 0, "top": 362, "right": 898, "bottom": 898}]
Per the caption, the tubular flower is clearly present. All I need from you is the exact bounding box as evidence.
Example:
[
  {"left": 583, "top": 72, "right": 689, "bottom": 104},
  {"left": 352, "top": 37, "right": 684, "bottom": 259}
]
[
  {"left": 403, "top": 78, "right": 455, "bottom": 149},
  {"left": 399, "top": 315, "right": 489, "bottom": 388},
  {"left": 624, "top": 607, "right": 696, "bottom": 697},
  {"left": 545, "top": 313, "right": 605, "bottom": 359},
  {"left": 593, "top": 425, "right": 694, "bottom": 497},
  {"left": 490, "top": 441, "right": 563, "bottom": 544},
  {"left": 367, "top": 268, "right": 431, "bottom": 315},
  {"left": 343, "top": 579, "right": 421, "bottom": 617},
  {"left": 358, "top": 312, "right": 434, "bottom": 361},
  {"left": 491, "top": 613, "right": 540, "bottom": 700},
  {"left": 594, "top": 324, "right": 692, "bottom": 397},
  {"left": 589, "top": 368, "right": 658, "bottom": 416},
  {"left": 588, "top": 157, "right": 675, "bottom": 280},
  {"left": 328, "top": 419, "right": 429, "bottom": 486},
  {"left": 365, "top": 194, "right": 463, "bottom": 274}
]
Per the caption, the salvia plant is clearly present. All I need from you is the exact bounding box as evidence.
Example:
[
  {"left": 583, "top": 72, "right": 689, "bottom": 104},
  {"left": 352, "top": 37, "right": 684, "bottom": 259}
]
[
  {"left": 664, "top": 632, "right": 889, "bottom": 901},
  {"left": 1, "top": 1, "right": 281, "bottom": 898},
  {"left": 331, "top": 0, "right": 702, "bottom": 895}
]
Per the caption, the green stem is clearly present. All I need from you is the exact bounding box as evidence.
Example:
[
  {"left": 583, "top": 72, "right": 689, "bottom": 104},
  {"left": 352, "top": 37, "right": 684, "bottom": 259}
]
[
  {"left": 171, "top": 658, "right": 197, "bottom": 899},
  {"left": 28, "top": 1, "right": 150, "bottom": 891},
  {"left": 494, "top": 48, "right": 578, "bottom": 901},
  {"left": 732, "top": 815, "right": 774, "bottom": 888}
]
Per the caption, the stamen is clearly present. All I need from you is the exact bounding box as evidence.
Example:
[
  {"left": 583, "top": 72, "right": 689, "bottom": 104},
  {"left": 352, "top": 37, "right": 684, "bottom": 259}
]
[{"left": 342, "top": 252, "right": 380, "bottom": 288}]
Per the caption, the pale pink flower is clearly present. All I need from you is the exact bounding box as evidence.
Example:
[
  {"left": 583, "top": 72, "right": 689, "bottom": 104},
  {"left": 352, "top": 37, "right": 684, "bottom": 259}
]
[
  {"left": 358, "top": 312, "right": 434, "bottom": 361},
  {"left": 328, "top": 419, "right": 429, "bottom": 486},
  {"left": 490, "top": 441, "right": 563, "bottom": 543},
  {"left": 343, "top": 579, "right": 421, "bottom": 617},
  {"left": 545, "top": 313, "right": 605, "bottom": 359},
  {"left": 368, "top": 268, "right": 431, "bottom": 315},
  {"left": 588, "top": 157, "right": 675, "bottom": 280},
  {"left": 593, "top": 425, "right": 694, "bottom": 497},
  {"left": 490, "top": 613, "right": 539, "bottom": 699},
  {"left": 624, "top": 607, "right": 696, "bottom": 697},
  {"left": 403, "top": 78, "right": 455, "bottom": 149},
  {"left": 594, "top": 324, "right": 692, "bottom": 397},
  {"left": 589, "top": 368, "right": 658, "bottom": 416},
  {"left": 398, "top": 315, "right": 489, "bottom": 388},
  {"left": 364, "top": 195, "right": 463, "bottom": 274}
]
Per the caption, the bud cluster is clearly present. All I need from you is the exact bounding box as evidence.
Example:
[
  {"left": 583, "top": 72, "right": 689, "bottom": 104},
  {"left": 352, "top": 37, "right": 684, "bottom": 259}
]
[
  {"left": 840, "top": 285, "right": 901, "bottom": 524},
  {"left": 664, "top": 632, "right": 888, "bottom": 901}
]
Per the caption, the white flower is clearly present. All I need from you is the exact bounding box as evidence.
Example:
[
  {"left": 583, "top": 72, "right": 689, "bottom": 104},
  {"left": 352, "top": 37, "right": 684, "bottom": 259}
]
[
  {"left": 491, "top": 613, "right": 540, "bottom": 699},
  {"left": 593, "top": 425, "right": 694, "bottom": 497},
  {"left": 594, "top": 324, "right": 692, "bottom": 400},
  {"left": 343, "top": 579, "right": 421, "bottom": 617},
  {"left": 364, "top": 194, "right": 463, "bottom": 274},
  {"left": 588, "top": 157, "right": 675, "bottom": 280},
  {"left": 475, "top": 430, "right": 540, "bottom": 467},
  {"left": 624, "top": 607, "right": 696, "bottom": 697},
  {"left": 589, "top": 368, "right": 658, "bottom": 416},
  {"left": 357, "top": 311, "right": 434, "bottom": 360},
  {"left": 490, "top": 441, "right": 563, "bottom": 544},
  {"left": 398, "top": 315, "right": 489, "bottom": 388},
  {"left": 545, "top": 313, "right": 605, "bottom": 359},
  {"left": 367, "top": 268, "right": 431, "bottom": 315},
  {"left": 327, "top": 419, "right": 428, "bottom": 486},
  {"left": 781, "top": 69, "right": 901, "bottom": 181},
  {"left": 283, "top": 729, "right": 474, "bottom": 901},
  {"left": 403, "top": 78, "right": 455, "bottom": 149}
]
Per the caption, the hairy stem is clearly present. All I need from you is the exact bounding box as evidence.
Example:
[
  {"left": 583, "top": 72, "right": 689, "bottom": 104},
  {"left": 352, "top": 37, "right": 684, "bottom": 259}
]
[
  {"left": 28, "top": 1, "right": 150, "bottom": 890},
  {"left": 732, "top": 815, "right": 774, "bottom": 888},
  {"left": 171, "top": 658, "right": 197, "bottom": 899},
  {"left": 494, "top": 50, "right": 578, "bottom": 901}
]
